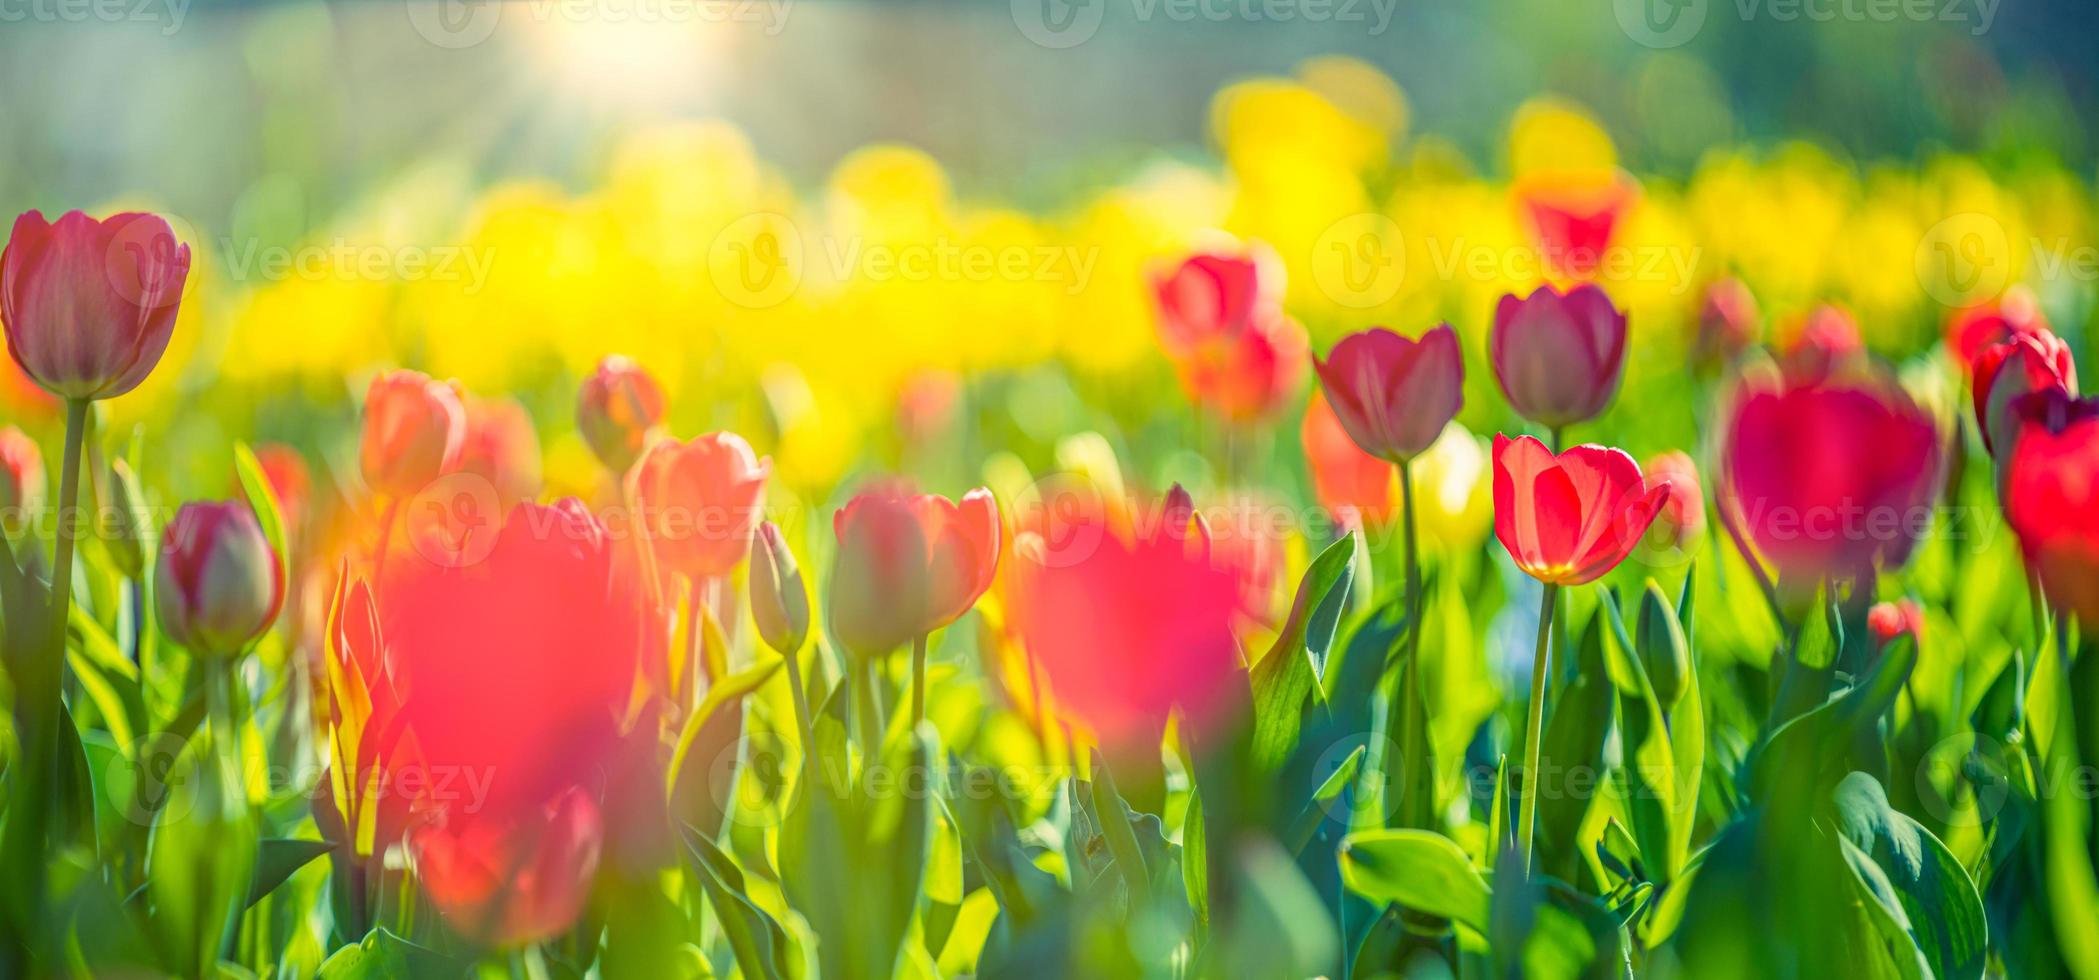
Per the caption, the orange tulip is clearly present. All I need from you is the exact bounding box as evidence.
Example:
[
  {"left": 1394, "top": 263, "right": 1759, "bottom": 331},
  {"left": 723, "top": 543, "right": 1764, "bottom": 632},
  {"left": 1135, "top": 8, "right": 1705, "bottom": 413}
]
[
  {"left": 360, "top": 370, "right": 465, "bottom": 498},
  {"left": 460, "top": 397, "right": 545, "bottom": 507},
  {"left": 633, "top": 432, "right": 770, "bottom": 580},
  {"left": 1301, "top": 389, "right": 1396, "bottom": 529},
  {"left": 576, "top": 355, "right": 666, "bottom": 475},
  {"left": 830, "top": 484, "right": 1000, "bottom": 656}
]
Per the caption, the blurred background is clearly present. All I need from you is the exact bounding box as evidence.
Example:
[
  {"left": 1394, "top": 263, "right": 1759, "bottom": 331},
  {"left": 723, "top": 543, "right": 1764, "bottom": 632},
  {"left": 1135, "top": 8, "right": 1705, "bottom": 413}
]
[{"left": 0, "top": 0, "right": 2093, "bottom": 519}]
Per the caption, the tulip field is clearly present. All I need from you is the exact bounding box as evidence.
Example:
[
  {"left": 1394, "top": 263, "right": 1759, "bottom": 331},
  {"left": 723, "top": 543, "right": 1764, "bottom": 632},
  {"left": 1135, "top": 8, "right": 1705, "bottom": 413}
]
[{"left": 1, "top": 8, "right": 2098, "bottom": 980}]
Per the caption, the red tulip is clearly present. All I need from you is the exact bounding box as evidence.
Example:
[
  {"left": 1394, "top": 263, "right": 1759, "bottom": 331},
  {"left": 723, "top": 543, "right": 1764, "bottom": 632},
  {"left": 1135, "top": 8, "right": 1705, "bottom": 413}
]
[
  {"left": 360, "top": 370, "right": 465, "bottom": 498},
  {"left": 1694, "top": 277, "right": 1760, "bottom": 368},
  {"left": 1491, "top": 284, "right": 1627, "bottom": 430},
  {"left": 633, "top": 432, "right": 769, "bottom": 579},
  {"left": 1946, "top": 286, "right": 2047, "bottom": 370},
  {"left": 460, "top": 397, "right": 544, "bottom": 507},
  {"left": 1640, "top": 450, "right": 1706, "bottom": 553},
  {"left": 1972, "top": 329, "right": 2076, "bottom": 458},
  {"left": 1780, "top": 303, "right": 1864, "bottom": 384},
  {"left": 1721, "top": 374, "right": 1944, "bottom": 582},
  {"left": 1011, "top": 504, "right": 1247, "bottom": 754},
  {"left": 1152, "top": 251, "right": 1271, "bottom": 353},
  {"left": 576, "top": 355, "right": 666, "bottom": 475},
  {"left": 1866, "top": 599, "right": 1924, "bottom": 650},
  {"left": 1492, "top": 434, "right": 1669, "bottom": 586},
  {"left": 1301, "top": 390, "right": 1396, "bottom": 529},
  {"left": 1313, "top": 324, "right": 1464, "bottom": 464},
  {"left": 1518, "top": 175, "right": 1635, "bottom": 281},
  {"left": 1152, "top": 249, "right": 1306, "bottom": 423},
  {"left": 2003, "top": 390, "right": 2099, "bottom": 625},
  {"left": 0, "top": 209, "right": 190, "bottom": 401},
  {"left": 0, "top": 425, "right": 44, "bottom": 528},
  {"left": 412, "top": 785, "right": 602, "bottom": 949},
  {"left": 830, "top": 484, "right": 1000, "bottom": 656},
  {"left": 156, "top": 501, "right": 285, "bottom": 657}
]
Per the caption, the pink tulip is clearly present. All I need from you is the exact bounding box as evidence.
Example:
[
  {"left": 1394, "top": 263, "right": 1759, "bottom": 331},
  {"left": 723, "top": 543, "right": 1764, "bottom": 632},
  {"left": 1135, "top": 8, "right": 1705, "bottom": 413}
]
[
  {"left": 156, "top": 501, "right": 285, "bottom": 657},
  {"left": 1972, "top": 329, "right": 2076, "bottom": 458},
  {"left": 1313, "top": 324, "right": 1463, "bottom": 464},
  {"left": 830, "top": 484, "right": 1000, "bottom": 656},
  {"left": 360, "top": 370, "right": 466, "bottom": 498},
  {"left": 459, "top": 397, "right": 545, "bottom": 507},
  {"left": 1491, "top": 284, "right": 1627, "bottom": 430},
  {"left": 0, "top": 210, "right": 190, "bottom": 400},
  {"left": 633, "top": 432, "right": 770, "bottom": 580}
]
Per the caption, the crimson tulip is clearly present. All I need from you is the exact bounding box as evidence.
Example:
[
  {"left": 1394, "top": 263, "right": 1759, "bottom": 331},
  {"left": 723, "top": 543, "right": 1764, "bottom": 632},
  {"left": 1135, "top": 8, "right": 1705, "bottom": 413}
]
[
  {"left": 1946, "top": 286, "right": 2047, "bottom": 370},
  {"left": 1492, "top": 434, "right": 1669, "bottom": 586},
  {"left": 1694, "top": 277, "right": 1760, "bottom": 369},
  {"left": 0, "top": 425, "right": 44, "bottom": 530},
  {"left": 829, "top": 484, "right": 1000, "bottom": 657},
  {"left": 460, "top": 397, "right": 544, "bottom": 507},
  {"left": 1301, "top": 389, "right": 1396, "bottom": 529},
  {"left": 577, "top": 355, "right": 666, "bottom": 475},
  {"left": 1972, "top": 329, "right": 2076, "bottom": 457},
  {"left": 156, "top": 501, "right": 285, "bottom": 657},
  {"left": 2003, "top": 390, "right": 2099, "bottom": 625},
  {"left": 1518, "top": 175, "right": 1634, "bottom": 281},
  {"left": 1152, "top": 251, "right": 1271, "bottom": 353},
  {"left": 1491, "top": 284, "right": 1627, "bottom": 430},
  {"left": 1011, "top": 504, "right": 1247, "bottom": 755},
  {"left": 1780, "top": 303, "right": 1864, "bottom": 384},
  {"left": 1152, "top": 249, "right": 1306, "bottom": 423},
  {"left": 360, "top": 370, "right": 465, "bottom": 498},
  {"left": 1640, "top": 450, "right": 1706, "bottom": 555},
  {"left": 1313, "top": 324, "right": 1463, "bottom": 464},
  {"left": 0, "top": 209, "right": 190, "bottom": 401},
  {"left": 633, "top": 431, "right": 769, "bottom": 580},
  {"left": 1721, "top": 373, "right": 1944, "bottom": 583}
]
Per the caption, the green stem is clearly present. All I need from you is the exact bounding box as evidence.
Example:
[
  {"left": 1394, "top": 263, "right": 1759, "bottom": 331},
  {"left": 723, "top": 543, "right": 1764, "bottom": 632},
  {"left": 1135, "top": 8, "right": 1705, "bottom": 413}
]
[
  {"left": 779, "top": 640, "right": 819, "bottom": 784},
  {"left": 1398, "top": 459, "right": 1421, "bottom": 662},
  {"left": 854, "top": 655, "right": 884, "bottom": 766},
  {"left": 1519, "top": 582, "right": 1560, "bottom": 877},
  {"left": 910, "top": 633, "right": 928, "bottom": 729},
  {"left": 1549, "top": 426, "right": 1563, "bottom": 453}
]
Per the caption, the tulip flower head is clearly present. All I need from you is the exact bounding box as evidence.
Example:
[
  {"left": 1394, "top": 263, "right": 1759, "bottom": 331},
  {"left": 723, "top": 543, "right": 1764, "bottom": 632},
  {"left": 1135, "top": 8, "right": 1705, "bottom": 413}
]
[
  {"left": 1152, "top": 248, "right": 1307, "bottom": 424},
  {"left": 1490, "top": 284, "right": 1627, "bottom": 430},
  {"left": 1779, "top": 304, "right": 1864, "bottom": 384},
  {"left": 2003, "top": 389, "right": 2099, "bottom": 626},
  {"left": 1, "top": 209, "right": 191, "bottom": 401},
  {"left": 360, "top": 370, "right": 466, "bottom": 498},
  {"left": 460, "top": 397, "right": 545, "bottom": 507},
  {"left": 830, "top": 484, "right": 1000, "bottom": 657},
  {"left": 1012, "top": 503, "right": 1248, "bottom": 755},
  {"left": 633, "top": 431, "right": 770, "bottom": 580},
  {"left": 1866, "top": 598, "right": 1924, "bottom": 650},
  {"left": 1694, "top": 277, "right": 1760, "bottom": 369},
  {"left": 1721, "top": 372, "right": 1944, "bottom": 583},
  {"left": 1313, "top": 324, "right": 1464, "bottom": 464},
  {"left": 577, "top": 355, "right": 667, "bottom": 475},
  {"left": 411, "top": 786, "right": 603, "bottom": 950},
  {"left": 1972, "top": 329, "right": 2076, "bottom": 458},
  {"left": 1492, "top": 434, "right": 1670, "bottom": 586},
  {"left": 1518, "top": 173, "right": 1635, "bottom": 282},
  {"left": 1639, "top": 450, "right": 1706, "bottom": 559},
  {"left": 156, "top": 500, "right": 285, "bottom": 657},
  {"left": 1946, "top": 286, "right": 2048, "bottom": 370},
  {"left": 749, "top": 520, "right": 810, "bottom": 655},
  {"left": 0, "top": 425, "right": 44, "bottom": 533},
  {"left": 1152, "top": 251, "right": 1272, "bottom": 353}
]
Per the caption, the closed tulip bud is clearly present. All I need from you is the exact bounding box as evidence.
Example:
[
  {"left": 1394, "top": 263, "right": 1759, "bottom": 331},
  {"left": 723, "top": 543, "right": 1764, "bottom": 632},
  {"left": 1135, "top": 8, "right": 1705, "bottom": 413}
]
[
  {"left": 1866, "top": 599, "right": 1924, "bottom": 652},
  {"left": 1313, "top": 324, "right": 1464, "bottom": 464},
  {"left": 156, "top": 501, "right": 284, "bottom": 657},
  {"left": 1972, "top": 329, "right": 2076, "bottom": 458},
  {"left": 361, "top": 370, "right": 465, "bottom": 498},
  {"left": 577, "top": 355, "right": 666, "bottom": 475},
  {"left": 0, "top": 425, "right": 44, "bottom": 534},
  {"left": 1946, "top": 286, "right": 2047, "bottom": 370},
  {"left": 1491, "top": 284, "right": 1627, "bottom": 430},
  {"left": 1780, "top": 304, "right": 1864, "bottom": 384},
  {"left": 1, "top": 210, "right": 191, "bottom": 401},
  {"left": 749, "top": 522, "right": 808, "bottom": 655},
  {"left": 633, "top": 432, "right": 770, "bottom": 579},
  {"left": 1694, "top": 278, "right": 1760, "bottom": 368},
  {"left": 100, "top": 456, "right": 148, "bottom": 578},
  {"left": 1637, "top": 581, "right": 1689, "bottom": 708}
]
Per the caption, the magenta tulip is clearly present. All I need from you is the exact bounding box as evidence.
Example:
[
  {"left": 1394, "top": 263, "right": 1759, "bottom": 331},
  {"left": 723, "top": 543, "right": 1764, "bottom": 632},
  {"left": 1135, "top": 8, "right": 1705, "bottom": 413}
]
[
  {"left": 1313, "top": 324, "right": 1464, "bottom": 464},
  {"left": 1490, "top": 284, "right": 1627, "bottom": 430}
]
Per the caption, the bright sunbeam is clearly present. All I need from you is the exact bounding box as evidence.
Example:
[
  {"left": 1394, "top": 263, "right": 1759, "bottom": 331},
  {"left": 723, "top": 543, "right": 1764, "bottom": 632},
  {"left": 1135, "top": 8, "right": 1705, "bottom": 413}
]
[{"left": 524, "top": 13, "right": 724, "bottom": 108}]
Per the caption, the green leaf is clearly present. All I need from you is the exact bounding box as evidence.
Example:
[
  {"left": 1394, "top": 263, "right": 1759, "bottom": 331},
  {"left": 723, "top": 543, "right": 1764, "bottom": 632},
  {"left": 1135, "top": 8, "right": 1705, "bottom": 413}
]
[
  {"left": 245, "top": 838, "right": 333, "bottom": 909},
  {"left": 1089, "top": 752, "right": 1150, "bottom": 905},
  {"left": 682, "top": 827, "right": 798, "bottom": 980},
  {"left": 1228, "top": 837, "right": 1339, "bottom": 978},
  {"left": 1831, "top": 772, "right": 1987, "bottom": 980},
  {"left": 1284, "top": 743, "right": 1363, "bottom": 855},
  {"left": 1182, "top": 788, "right": 1209, "bottom": 928},
  {"left": 1247, "top": 532, "right": 1357, "bottom": 771},
  {"left": 1838, "top": 836, "right": 1933, "bottom": 980},
  {"left": 314, "top": 928, "right": 453, "bottom": 979},
  {"left": 231, "top": 443, "right": 291, "bottom": 592},
  {"left": 145, "top": 723, "right": 257, "bottom": 978},
  {"left": 667, "top": 658, "right": 781, "bottom": 838},
  {"left": 1599, "top": 586, "right": 1704, "bottom": 885},
  {"left": 1338, "top": 829, "right": 1491, "bottom": 936}
]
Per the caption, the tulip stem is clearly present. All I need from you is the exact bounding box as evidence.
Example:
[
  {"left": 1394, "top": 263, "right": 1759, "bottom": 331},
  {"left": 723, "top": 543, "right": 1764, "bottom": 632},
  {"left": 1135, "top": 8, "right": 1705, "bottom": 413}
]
[
  {"left": 1518, "top": 581, "right": 1559, "bottom": 878},
  {"left": 910, "top": 633, "right": 929, "bottom": 729},
  {"left": 779, "top": 641, "right": 819, "bottom": 784},
  {"left": 854, "top": 656, "right": 885, "bottom": 766}
]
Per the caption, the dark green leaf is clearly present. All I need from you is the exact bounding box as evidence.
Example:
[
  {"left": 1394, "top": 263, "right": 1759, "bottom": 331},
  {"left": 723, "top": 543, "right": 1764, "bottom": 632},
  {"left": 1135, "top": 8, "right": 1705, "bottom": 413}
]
[
  {"left": 1831, "top": 772, "right": 1987, "bottom": 980},
  {"left": 682, "top": 827, "right": 798, "bottom": 980},
  {"left": 1247, "top": 533, "right": 1357, "bottom": 771},
  {"left": 245, "top": 838, "right": 333, "bottom": 908}
]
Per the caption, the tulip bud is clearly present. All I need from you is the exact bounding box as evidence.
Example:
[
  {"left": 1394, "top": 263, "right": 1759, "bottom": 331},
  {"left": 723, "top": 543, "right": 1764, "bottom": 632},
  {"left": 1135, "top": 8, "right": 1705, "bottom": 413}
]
[
  {"left": 0, "top": 425, "right": 44, "bottom": 535},
  {"left": 1866, "top": 599, "right": 1923, "bottom": 652},
  {"left": 1638, "top": 451, "right": 1705, "bottom": 556},
  {"left": 1, "top": 210, "right": 191, "bottom": 401},
  {"left": 1636, "top": 581, "right": 1689, "bottom": 709},
  {"left": 1972, "top": 330, "right": 2076, "bottom": 458},
  {"left": 1780, "top": 304, "right": 1864, "bottom": 384},
  {"left": 577, "top": 355, "right": 666, "bottom": 475},
  {"left": 1490, "top": 284, "right": 1627, "bottom": 430},
  {"left": 155, "top": 501, "right": 284, "bottom": 657},
  {"left": 99, "top": 456, "right": 148, "bottom": 579},
  {"left": 1693, "top": 278, "right": 1759, "bottom": 369},
  {"left": 749, "top": 522, "right": 809, "bottom": 655},
  {"left": 360, "top": 370, "right": 465, "bottom": 498}
]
